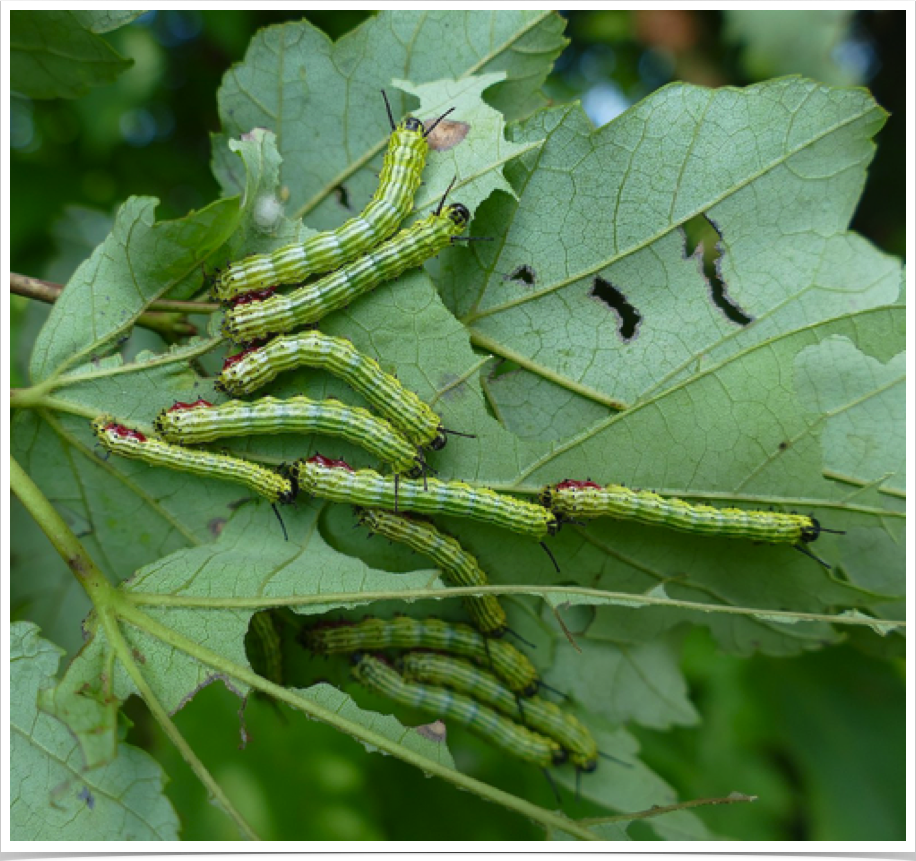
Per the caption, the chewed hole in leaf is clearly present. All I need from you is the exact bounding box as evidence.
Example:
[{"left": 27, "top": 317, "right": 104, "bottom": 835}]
[
  {"left": 682, "top": 213, "right": 753, "bottom": 327},
  {"left": 488, "top": 358, "right": 521, "bottom": 379},
  {"left": 589, "top": 276, "right": 641, "bottom": 341},
  {"left": 504, "top": 264, "right": 537, "bottom": 288},
  {"left": 334, "top": 184, "right": 352, "bottom": 211}
]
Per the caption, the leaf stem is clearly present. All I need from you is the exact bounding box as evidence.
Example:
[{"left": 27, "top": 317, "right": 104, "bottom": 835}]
[
  {"left": 469, "top": 330, "right": 628, "bottom": 411},
  {"left": 10, "top": 456, "right": 112, "bottom": 597},
  {"left": 124, "top": 583, "right": 905, "bottom": 632},
  {"left": 10, "top": 393, "right": 100, "bottom": 420},
  {"left": 12, "top": 457, "right": 260, "bottom": 838},
  {"left": 583, "top": 792, "right": 757, "bottom": 826}
]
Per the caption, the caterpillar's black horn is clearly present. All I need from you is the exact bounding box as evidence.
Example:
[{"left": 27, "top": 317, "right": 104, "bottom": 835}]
[
  {"left": 381, "top": 89, "right": 396, "bottom": 131},
  {"left": 424, "top": 106, "right": 455, "bottom": 137},
  {"left": 435, "top": 176, "right": 459, "bottom": 215}
]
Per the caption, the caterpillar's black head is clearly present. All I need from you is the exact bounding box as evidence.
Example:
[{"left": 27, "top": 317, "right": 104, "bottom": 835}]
[
  {"left": 403, "top": 116, "right": 423, "bottom": 134},
  {"left": 521, "top": 679, "right": 539, "bottom": 698},
  {"left": 444, "top": 203, "right": 470, "bottom": 231},
  {"left": 577, "top": 758, "right": 598, "bottom": 774},
  {"left": 429, "top": 431, "right": 448, "bottom": 451},
  {"left": 800, "top": 517, "right": 821, "bottom": 543},
  {"left": 406, "top": 456, "right": 427, "bottom": 479},
  {"left": 279, "top": 467, "right": 299, "bottom": 504}
]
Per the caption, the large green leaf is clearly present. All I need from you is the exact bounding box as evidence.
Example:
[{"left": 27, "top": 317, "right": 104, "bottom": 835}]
[
  {"left": 13, "top": 18, "right": 903, "bottom": 835},
  {"left": 10, "top": 11, "right": 140, "bottom": 100},
  {"left": 211, "top": 11, "right": 568, "bottom": 211},
  {"left": 446, "top": 79, "right": 895, "bottom": 411},
  {"left": 9, "top": 622, "right": 179, "bottom": 840}
]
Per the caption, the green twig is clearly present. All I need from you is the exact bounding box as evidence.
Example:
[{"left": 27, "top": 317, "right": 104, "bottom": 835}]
[
  {"left": 11, "top": 457, "right": 111, "bottom": 597},
  {"left": 10, "top": 272, "right": 220, "bottom": 314},
  {"left": 11, "top": 457, "right": 260, "bottom": 840},
  {"left": 584, "top": 792, "right": 758, "bottom": 826}
]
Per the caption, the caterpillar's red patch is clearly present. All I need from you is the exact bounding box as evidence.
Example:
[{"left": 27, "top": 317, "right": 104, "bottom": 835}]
[
  {"left": 307, "top": 453, "right": 354, "bottom": 471},
  {"left": 105, "top": 423, "right": 146, "bottom": 442},
  {"left": 169, "top": 399, "right": 213, "bottom": 412},
  {"left": 555, "top": 479, "right": 601, "bottom": 491},
  {"left": 230, "top": 287, "right": 276, "bottom": 307},
  {"left": 222, "top": 343, "right": 263, "bottom": 370}
]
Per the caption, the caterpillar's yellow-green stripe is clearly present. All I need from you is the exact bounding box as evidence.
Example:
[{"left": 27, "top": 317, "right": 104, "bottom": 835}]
[
  {"left": 154, "top": 397, "right": 425, "bottom": 477},
  {"left": 294, "top": 457, "right": 557, "bottom": 540},
  {"left": 399, "top": 651, "right": 598, "bottom": 771},
  {"left": 302, "top": 616, "right": 539, "bottom": 696},
  {"left": 91, "top": 415, "right": 294, "bottom": 504},
  {"left": 357, "top": 509, "right": 507, "bottom": 637},
  {"left": 217, "top": 332, "right": 445, "bottom": 450},
  {"left": 211, "top": 103, "right": 439, "bottom": 300},
  {"left": 222, "top": 203, "right": 470, "bottom": 342},
  {"left": 246, "top": 612, "right": 284, "bottom": 686},
  {"left": 352, "top": 655, "right": 566, "bottom": 768},
  {"left": 541, "top": 480, "right": 820, "bottom": 544}
]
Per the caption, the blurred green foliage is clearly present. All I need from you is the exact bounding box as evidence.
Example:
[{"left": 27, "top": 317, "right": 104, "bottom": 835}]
[
  {"left": 9, "top": 10, "right": 904, "bottom": 279},
  {"left": 10, "top": 10, "right": 905, "bottom": 842}
]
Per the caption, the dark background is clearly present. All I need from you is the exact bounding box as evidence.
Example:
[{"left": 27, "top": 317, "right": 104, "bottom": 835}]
[{"left": 9, "top": 11, "right": 906, "bottom": 841}]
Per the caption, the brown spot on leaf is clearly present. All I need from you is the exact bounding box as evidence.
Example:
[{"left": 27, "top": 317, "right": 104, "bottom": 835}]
[
  {"left": 426, "top": 119, "right": 469, "bottom": 151},
  {"left": 415, "top": 720, "right": 448, "bottom": 742}
]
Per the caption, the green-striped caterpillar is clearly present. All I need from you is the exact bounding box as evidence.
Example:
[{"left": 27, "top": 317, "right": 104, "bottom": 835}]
[
  {"left": 357, "top": 508, "right": 507, "bottom": 637},
  {"left": 302, "top": 616, "right": 540, "bottom": 696},
  {"left": 154, "top": 396, "right": 425, "bottom": 478},
  {"left": 210, "top": 92, "right": 454, "bottom": 300},
  {"left": 294, "top": 456, "right": 558, "bottom": 540},
  {"left": 246, "top": 611, "right": 285, "bottom": 686},
  {"left": 352, "top": 654, "right": 566, "bottom": 769},
  {"left": 217, "top": 332, "right": 448, "bottom": 450},
  {"left": 91, "top": 416, "right": 295, "bottom": 504},
  {"left": 398, "top": 651, "right": 598, "bottom": 772},
  {"left": 222, "top": 196, "right": 470, "bottom": 342},
  {"left": 541, "top": 479, "right": 840, "bottom": 566}
]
